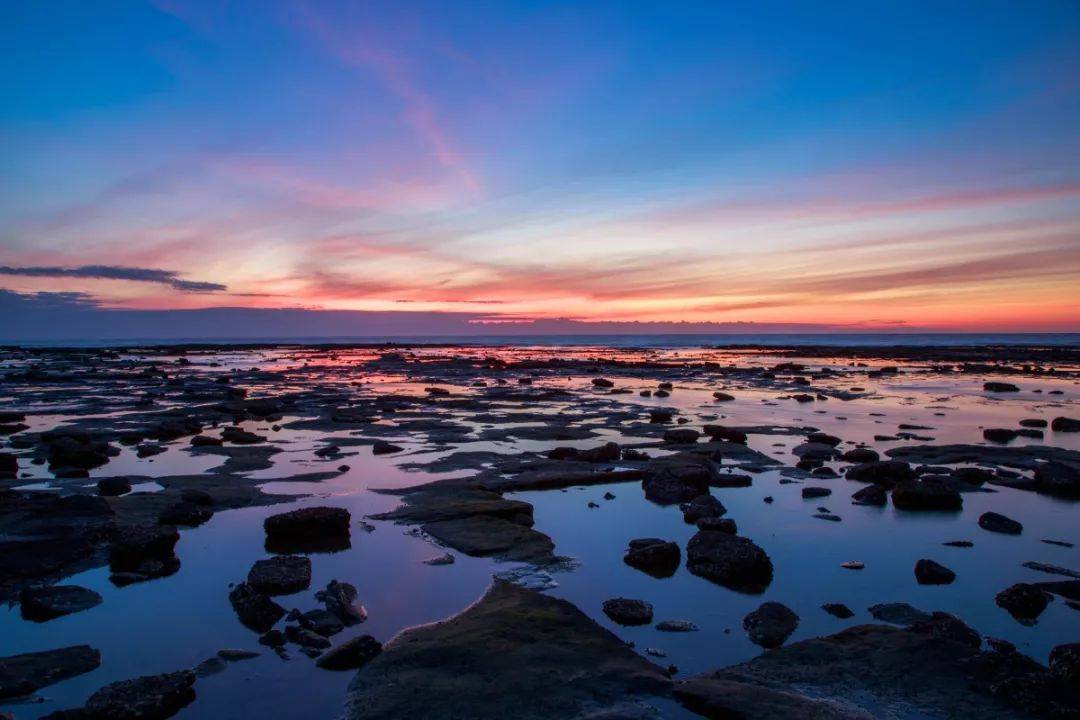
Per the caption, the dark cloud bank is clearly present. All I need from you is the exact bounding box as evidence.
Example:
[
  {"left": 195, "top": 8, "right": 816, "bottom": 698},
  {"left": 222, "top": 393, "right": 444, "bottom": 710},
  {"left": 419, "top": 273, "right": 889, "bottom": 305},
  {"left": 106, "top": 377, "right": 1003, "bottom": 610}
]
[
  {"left": 0, "top": 290, "right": 852, "bottom": 343},
  {"left": 0, "top": 265, "right": 226, "bottom": 292}
]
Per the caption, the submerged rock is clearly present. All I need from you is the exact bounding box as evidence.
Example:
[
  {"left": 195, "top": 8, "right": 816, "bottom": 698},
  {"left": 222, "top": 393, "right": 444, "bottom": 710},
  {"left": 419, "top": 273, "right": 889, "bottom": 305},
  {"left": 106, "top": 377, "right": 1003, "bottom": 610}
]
[
  {"left": 19, "top": 584, "right": 103, "bottom": 621},
  {"left": 344, "top": 581, "right": 670, "bottom": 719},
  {"left": 316, "top": 635, "right": 382, "bottom": 670},
  {"left": 979, "top": 511, "right": 1023, "bottom": 535}
]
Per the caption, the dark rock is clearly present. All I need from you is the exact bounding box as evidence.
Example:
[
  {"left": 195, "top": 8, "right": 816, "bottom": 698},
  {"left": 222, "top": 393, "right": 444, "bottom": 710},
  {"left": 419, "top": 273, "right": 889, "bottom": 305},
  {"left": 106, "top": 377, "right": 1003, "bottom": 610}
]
[
  {"left": 603, "top": 598, "right": 654, "bottom": 626},
  {"left": 258, "top": 630, "right": 285, "bottom": 648},
  {"left": 983, "top": 428, "right": 1019, "bottom": 443},
  {"left": 868, "top": 603, "right": 931, "bottom": 625},
  {"left": 158, "top": 502, "right": 213, "bottom": 527},
  {"left": 316, "top": 635, "right": 382, "bottom": 670},
  {"left": 801, "top": 486, "right": 831, "bottom": 499},
  {"left": 190, "top": 435, "right": 222, "bottom": 447},
  {"left": 84, "top": 670, "right": 196, "bottom": 720},
  {"left": 743, "top": 602, "right": 799, "bottom": 648},
  {"left": 850, "top": 484, "right": 886, "bottom": 506},
  {"left": 822, "top": 603, "right": 854, "bottom": 619},
  {"left": 846, "top": 460, "right": 914, "bottom": 486},
  {"left": 0, "top": 645, "right": 101, "bottom": 700},
  {"left": 1050, "top": 416, "right": 1079, "bottom": 432},
  {"left": 681, "top": 493, "right": 725, "bottom": 524},
  {"left": 696, "top": 517, "right": 737, "bottom": 534},
  {"left": 344, "top": 580, "right": 669, "bottom": 719},
  {"left": 907, "top": 612, "right": 980, "bottom": 647},
  {"left": 712, "top": 391, "right": 735, "bottom": 401},
  {"left": 914, "top": 559, "right": 956, "bottom": 585},
  {"left": 285, "top": 624, "right": 331, "bottom": 648},
  {"left": 702, "top": 425, "right": 747, "bottom": 443},
  {"left": 984, "top": 382, "right": 1019, "bottom": 392},
  {"left": 221, "top": 426, "right": 265, "bottom": 444},
  {"left": 109, "top": 524, "right": 179, "bottom": 571},
  {"left": 663, "top": 428, "right": 700, "bottom": 444},
  {"left": 97, "top": 477, "right": 132, "bottom": 496},
  {"left": 228, "top": 582, "right": 285, "bottom": 632},
  {"left": 641, "top": 466, "right": 709, "bottom": 505},
  {"left": 891, "top": 481, "right": 962, "bottom": 511},
  {"left": 841, "top": 447, "right": 879, "bottom": 463},
  {"left": 950, "top": 466, "right": 994, "bottom": 485},
  {"left": 623, "top": 538, "right": 680, "bottom": 578},
  {"left": 372, "top": 441, "right": 403, "bottom": 455},
  {"left": 995, "top": 583, "right": 1049, "bottom": 623},
  {"left": 686, "top": 530, "right": 773, "bottom": 593},
  {"left": 978, "top": 511, "right": 1022, "bottom": 535},
  {"left": 591, "top": 378, "right": 614, "bottom": 388},
  {"left": 1019, "top": 418, "right": 1048, "bottom": 428},
  {"left": 19, "top": 585, "right": 102, "bottom": 621},
  {"left": 1034, "top": 462, "right": 1080, "bottom": 498},
  {"left": 422, "top": 515, "right": 553, "bottom": 563},
  {"left": 264, "top": 506, "right": 350, "bottom": 552},
  {"left": 1049, "top": 643, "right": 1079, "bottom": 686},
  {"left": 316, "top": 579, "right": 368, "bottom": 625},
  {"left": 247, "top": 555, "right": 312, "bottom": 595}
]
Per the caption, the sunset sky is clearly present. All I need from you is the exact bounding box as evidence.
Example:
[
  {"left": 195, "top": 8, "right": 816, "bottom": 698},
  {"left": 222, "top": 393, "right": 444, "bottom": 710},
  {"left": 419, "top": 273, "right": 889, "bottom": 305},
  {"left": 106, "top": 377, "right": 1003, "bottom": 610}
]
[{"left": 2, "top": 1, "right": 1079, "bottom": 334}]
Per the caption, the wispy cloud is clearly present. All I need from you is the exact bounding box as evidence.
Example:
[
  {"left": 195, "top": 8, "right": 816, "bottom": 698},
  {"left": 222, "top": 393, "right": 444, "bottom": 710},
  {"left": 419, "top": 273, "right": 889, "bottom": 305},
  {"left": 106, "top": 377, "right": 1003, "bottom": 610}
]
[{"left": 0, "top": 265, "right": 226, "bottom": 292}]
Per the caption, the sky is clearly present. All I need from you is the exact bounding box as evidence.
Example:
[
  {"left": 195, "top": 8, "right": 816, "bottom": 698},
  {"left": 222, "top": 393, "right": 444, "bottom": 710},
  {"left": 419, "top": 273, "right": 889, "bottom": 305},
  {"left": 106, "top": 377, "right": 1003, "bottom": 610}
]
[{"left": 1, "top": 0, "right": 1079, "bottom": 338}]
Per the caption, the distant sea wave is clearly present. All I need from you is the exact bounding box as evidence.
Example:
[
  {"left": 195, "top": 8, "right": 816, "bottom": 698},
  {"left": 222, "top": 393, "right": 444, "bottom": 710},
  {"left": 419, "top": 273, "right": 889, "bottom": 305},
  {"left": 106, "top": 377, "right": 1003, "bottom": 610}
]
[{"left": 9, "top": 332, "right": 1080, "bottom": 349}]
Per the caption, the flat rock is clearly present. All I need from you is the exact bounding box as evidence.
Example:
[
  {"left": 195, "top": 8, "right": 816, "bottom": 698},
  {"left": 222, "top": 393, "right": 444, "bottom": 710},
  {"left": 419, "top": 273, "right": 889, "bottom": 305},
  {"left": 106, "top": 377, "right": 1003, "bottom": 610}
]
[
  {"left": 422, "top": 515, "right": 555, "bottom": 563},
  {"left": 247, "top": 555, "right": 312, "bottom": 595},
  {"left": 84, "top": 670, "right": 196, "bottom": 720},
  {"left": 891, "top": 481, "right": 962, "bottom": 511},
  {"left": 19, "top": 585, "right": 103, "bottom": 621},
  {"left": 677, "top": 622, "right": 1069, "bottom": 720},
  {"left": 264, "top": 506, "right": 350, "bottom": 553},
  {"left": 0, "top": 645, "right": 101, "bottom": 700},
  {"left": 344, "top": 580, "right": 670, "bottom": 719}
]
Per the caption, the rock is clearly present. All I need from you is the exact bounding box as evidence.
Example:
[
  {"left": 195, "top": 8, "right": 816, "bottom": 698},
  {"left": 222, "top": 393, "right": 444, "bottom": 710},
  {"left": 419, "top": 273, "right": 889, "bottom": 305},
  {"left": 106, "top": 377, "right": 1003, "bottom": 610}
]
[
  {"left": 578, "top": 442, "right": 621, "bottom": 462},
  {"left": 1049, "top": 643, "right": 1079, "bottom": 686},
  {"left": 286, "top": 625, "right": 331, "bottom": 648},
  {"left": 0, "top": 645, "right": 101, "bottom": 700},
  {"left": 793, "top": 442, "right": 838, "bottom": 461},
  {"left": 743, "top": 602, "right": 799, "bottom": 648},
  {"left": 423, "top": 552, "right": 455, "bottom": 565},
  {"left": 712, "top": 391, "right": 735, "bottom": 401},
  {"left": 299, "top": 608, "right": 345, "bottom": 637},
  {"left": 592, "top": 378, "right": 614, "bottom": 388},
  {"left": 801, "top": 486, "right": 831, "bottom": 499},
  {"left": 696, "top": 517, "right": 737, "bottom": 534},
  {"left": 677, "top": 622, "right": 1066, "bottom": 720},
  {"left": 702, "top": 425, "right": 747, "bottom": 444},
  {"left": 247, "top": 555, "right": 312, "bottom": 595},
  {"left": 648, "top": 409, "right": 673, "bottom": 424},
  {"left": 822, "top": 603, "right": 854, "bottom": 619},
  {"left": 623, "top": 538, "right": 680, "bottom": 578},
  {"left": 97, "top": 477, "right": 132, "bottom": 496},
  {"left": 1019, "top": 418, "right": 1048, "bottom": 428},
  {"left": 845, "top": 460, "right": 914, "bottom": 486},
  {"left": 995, "top": 583, "right": 1049, "bottom": 623},
  {"left": 909, "top": 612, "right": 980, "bottom": 647},
  {"left": 216, "top": 648, "right": 259, "bottom": 661},
  {"left": 315, "top": 580, "right": 368, "bottom": 625},
  {"left": 641, "top": 467, "right": 709, "bottom": 505},
  {"left": 19, "top": 585, "right": 102, "bottom": 621},
  {"left": 157, "top": 502, "right": 212, "bottom": 527},
  {"left": 944, "top": 540, "right": 973, "bottom": 547},
  {"left": 978, "top": 511, "right": 1022, "bottom": 535},
  {"left": 662, "top": 428, "right": 699, "bottom": 444},
  {"left": 344, "top": 581, "right": 670, "bottom": 719},
  {"left": 190, "top": 435, "right": 223, "bottom": 447},
  {"left": 868, "top": 603, "right": 931, "bottom": 625},
  {"left": 680, "top": 494, "right": 725, "bottom": 524},
  {"left": 686, "top": 530, "right": 773, "bottom": 593},
  {"left": 914, "top": 559, "right": 956, "bottom": 585},
  {"left": 193, "top": 656, "right": 227, "bottom": 678},
  {"left": 1050, "top": 416, "right": 1079, "bottom": 432},
  {"left": 0, "top": 453, "right": 19, "bottom": 478},
  {"left": 603, "top": 598, "right": 654, "bottom": 626},
  {"left": 813, "top": 513, "right": 842, "bottom": 522},
  {"left": 372, "top": 441, "right": 403, "bottom": 455},
  {"left": 983, "top": 428, "right": 1021, "bottom": 443},
  {"left": 841, "top": 561, "right": 864, "bottom": 570},
  {"left": 850, "top": 484, "right": 886, "bottom": 506},
  {"left": 1034, "top": 462, "right": 1080, "bottom": 498},
  {"left": 180, "top": 488, "right": 213, "bottom": 506},
  {"left": 258, "top": 630, "right": 285, "bottom": 648},
  {"left": 891, "top": 481, "right": 962, "bottom": 511},
  {"left": 316, "top": 635, "right": 382, "bottom": 670},
  {"left": 841, "top": 448, "right": 879, "bottom": 463},
  {"left": 84, "top": 670, "right": 196, "bottom": 720},
  {"left": 228, "top": 582, "right": 285, "bottom": 632},
  {"left": 656, "top": 620, "right": 699, "bottom": 632},
  {"left": 109, "top": 524, "right": 180, "bottom": 571},
  {"left": 221, "top": 426, "right": 265, "bottom": 444},
  {"left": 984, "top": 382, "right": 1019, "bottom": 392},
  {"left": 422, "top": 515, "right": 554, "bottom": 563},
  {"left": 264, "top": 506, "right": 350, "bottom": 553}
]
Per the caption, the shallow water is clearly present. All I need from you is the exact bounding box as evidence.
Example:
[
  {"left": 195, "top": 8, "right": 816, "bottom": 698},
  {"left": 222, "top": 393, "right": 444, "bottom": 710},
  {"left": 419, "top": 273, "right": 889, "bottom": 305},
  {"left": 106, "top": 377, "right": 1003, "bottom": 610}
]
[{"left": 1, "top": 344, "right": 1077, "bottom": 719}]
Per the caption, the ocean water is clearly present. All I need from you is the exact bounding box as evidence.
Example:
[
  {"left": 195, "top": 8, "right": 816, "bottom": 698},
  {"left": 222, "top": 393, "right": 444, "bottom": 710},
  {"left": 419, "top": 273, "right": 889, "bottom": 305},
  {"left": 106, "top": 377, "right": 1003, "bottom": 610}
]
[{"left": 7, "top": 332, "right": 1080, "bottom": 349}]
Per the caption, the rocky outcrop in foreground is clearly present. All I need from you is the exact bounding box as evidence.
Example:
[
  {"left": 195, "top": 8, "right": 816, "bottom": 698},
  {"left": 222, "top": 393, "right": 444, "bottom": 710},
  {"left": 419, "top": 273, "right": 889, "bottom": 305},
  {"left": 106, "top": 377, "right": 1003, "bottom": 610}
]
[{"left": 344, "top": 580, "right": 671, "bottom": 719}]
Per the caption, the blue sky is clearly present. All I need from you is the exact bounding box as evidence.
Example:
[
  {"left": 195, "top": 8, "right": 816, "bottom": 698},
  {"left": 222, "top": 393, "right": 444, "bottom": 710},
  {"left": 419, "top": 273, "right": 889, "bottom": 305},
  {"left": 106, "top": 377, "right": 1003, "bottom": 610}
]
[{"left": 1, "top": 0, "right": 1078, "bottom": 332}]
